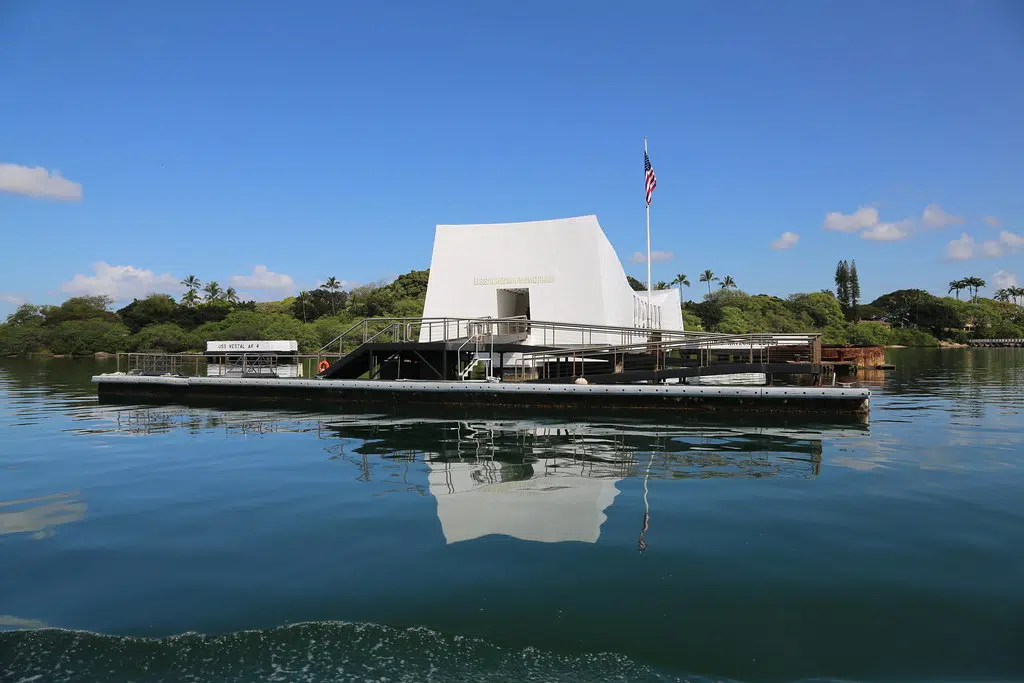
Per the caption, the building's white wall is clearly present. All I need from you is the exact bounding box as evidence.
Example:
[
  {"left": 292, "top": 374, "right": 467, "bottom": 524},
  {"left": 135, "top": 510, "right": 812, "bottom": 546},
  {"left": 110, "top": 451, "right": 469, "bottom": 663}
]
[{"left": 419, "top": 215, "right": 682, "bottom": 345}]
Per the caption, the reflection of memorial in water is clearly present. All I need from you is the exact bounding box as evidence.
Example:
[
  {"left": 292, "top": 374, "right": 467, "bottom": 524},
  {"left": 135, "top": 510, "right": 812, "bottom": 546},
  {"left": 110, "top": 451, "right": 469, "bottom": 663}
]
[
  {"left": 75, "top": 405, "right": 322, "bottom": 437},
  {"left": 427, "top": 454, "right": 627, "bottom": 545},
  {"left": 85, "top": 408, "right": 855, "bottom": 544},
  {"left": 320, "top": 418, "right": 849, "bottom": 545}
]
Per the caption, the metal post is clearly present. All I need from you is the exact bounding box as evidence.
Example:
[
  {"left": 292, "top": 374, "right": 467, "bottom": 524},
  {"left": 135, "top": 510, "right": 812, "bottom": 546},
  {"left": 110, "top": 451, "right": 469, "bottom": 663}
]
[{"left": 646, "top": 135, "right": 652, "bottom": 330}]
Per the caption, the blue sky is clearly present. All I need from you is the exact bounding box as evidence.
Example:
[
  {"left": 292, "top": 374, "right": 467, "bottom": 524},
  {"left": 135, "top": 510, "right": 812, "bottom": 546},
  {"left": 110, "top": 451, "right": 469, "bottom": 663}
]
[{"left": 2, "top": 0, "right": 1023, "bottom": 314}]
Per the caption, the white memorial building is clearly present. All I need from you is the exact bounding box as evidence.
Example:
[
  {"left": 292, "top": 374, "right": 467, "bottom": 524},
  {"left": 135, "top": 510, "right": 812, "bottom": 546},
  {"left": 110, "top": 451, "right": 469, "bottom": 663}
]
[{"left": 419, "top": 215, "right": 683, "bottom": 346}]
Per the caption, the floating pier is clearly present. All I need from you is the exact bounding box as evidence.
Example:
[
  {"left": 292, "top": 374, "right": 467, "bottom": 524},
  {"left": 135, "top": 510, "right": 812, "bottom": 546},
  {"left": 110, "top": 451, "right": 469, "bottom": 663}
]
[
  {"left": 968, "top": 338, "right": 1024, "bottom": 348},
  {"left": 93, "top": 316, "right": 870, "bottom": 418},
  {"left": 93, "top": 375, "right": 870, "bottom": 416}
]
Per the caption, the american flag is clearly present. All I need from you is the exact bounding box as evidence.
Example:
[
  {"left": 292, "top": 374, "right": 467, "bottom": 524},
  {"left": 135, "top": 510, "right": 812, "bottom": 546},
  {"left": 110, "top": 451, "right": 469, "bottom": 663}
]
[{"left": 644, "top": 150, "right": 657, "bottom": 206}]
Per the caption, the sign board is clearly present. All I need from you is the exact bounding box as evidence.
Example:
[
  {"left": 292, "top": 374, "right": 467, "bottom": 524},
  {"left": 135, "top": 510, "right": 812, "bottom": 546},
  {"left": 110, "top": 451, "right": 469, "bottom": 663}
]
[{"left": 205, "top": 340, "right": 298, "bottom": 353}]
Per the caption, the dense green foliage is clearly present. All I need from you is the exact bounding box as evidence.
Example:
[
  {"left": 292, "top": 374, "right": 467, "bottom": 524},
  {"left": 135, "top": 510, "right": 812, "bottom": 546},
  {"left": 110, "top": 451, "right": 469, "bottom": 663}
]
[
  {"left": 0, "top": 270, "right": 431, "bottom": 356},
  {"left": 679, "top": 286, "right": 1023, "bottom": 346},
  {"left": 2, "top": 266, "right": 1021, "bottom": 356}
]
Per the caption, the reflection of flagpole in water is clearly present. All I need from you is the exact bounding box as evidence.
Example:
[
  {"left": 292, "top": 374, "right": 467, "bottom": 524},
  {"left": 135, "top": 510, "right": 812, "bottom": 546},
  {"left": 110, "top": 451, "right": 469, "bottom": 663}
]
[{"left": 638, "top": 452, "right": 654, "bottom": 553}]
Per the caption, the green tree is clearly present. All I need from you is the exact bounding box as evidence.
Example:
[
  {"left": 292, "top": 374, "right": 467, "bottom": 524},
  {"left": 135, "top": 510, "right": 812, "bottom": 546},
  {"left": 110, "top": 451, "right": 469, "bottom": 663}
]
[
  {"left": 203, "top": 281, "right": 223, "bottom": 303},
  {"left": 117, "top": 294, "right": 177, "bottom": 333},
  {"left": 626, "top": 275, "right": 646, "bottom": 292},
  {"left": 835, "top": 260, "right": 851, "bottom": 320},
  {"left": 849, "top": 260, "right": 861, "bottom": 321},
  {"left": 787, "top": 292, "right": 845, "bottom": 329},
  {"left": 948, "top": 279, "right": 965, "bottom": 300},
  {"left": 670, "top": 273, "right": 690, "bottom": 300},
  {"left": 131, "top": 323, "right": 195, "bottom": 352},
  {"left": 181, "top": 274, "right": 201, "bottom": 294},
  {"left": 6, "top": 304, "right": 43, "bottom": 326},
  {"left": 224, "top": 287, "right": 239, "bottom": 304},
  {"left": 699, "top": 270, "right": 718, "bottom": 296},
  {"left": 48, "top": 320, "right": 131, "bottom": 355},
  {"left": 40, "top": 296, "right": 117, "bottom": 326},
  {"left": 966, "top": 276, "right": 986, "bottom": 302},
  {"left": 324, "top": 277, "right": 342, "bottom": 316},
  {"left": 719, "top": 275, "right": 736, "bottom": 290}
]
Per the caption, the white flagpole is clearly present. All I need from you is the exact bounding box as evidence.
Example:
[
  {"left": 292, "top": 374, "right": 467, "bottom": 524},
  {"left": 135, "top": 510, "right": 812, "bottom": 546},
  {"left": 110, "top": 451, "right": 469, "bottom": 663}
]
[{"left": 645, "top": 137, "right": 652, "bottom": 328}]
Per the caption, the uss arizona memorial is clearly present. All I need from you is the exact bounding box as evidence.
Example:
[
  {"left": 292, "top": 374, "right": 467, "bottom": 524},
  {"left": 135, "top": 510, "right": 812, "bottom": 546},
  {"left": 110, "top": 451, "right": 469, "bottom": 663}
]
[
  {"left": 95, "top": 211, "right": 871, "bottom": 417},
  {"left": 420, "top": 214, "right": 683, "bottom": 344}
]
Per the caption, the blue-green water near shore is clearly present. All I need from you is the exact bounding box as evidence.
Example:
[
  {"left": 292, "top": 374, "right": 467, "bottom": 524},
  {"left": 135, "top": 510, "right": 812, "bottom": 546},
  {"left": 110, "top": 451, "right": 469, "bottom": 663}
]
[{"left": 1, "top": 349, "right": 1022, "bottom": 682}]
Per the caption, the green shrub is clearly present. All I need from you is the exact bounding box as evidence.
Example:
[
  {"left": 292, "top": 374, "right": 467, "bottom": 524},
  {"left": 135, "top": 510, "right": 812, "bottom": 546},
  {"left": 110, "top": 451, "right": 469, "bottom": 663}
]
[
  {"left": 848, "top": 322, "right": 892, "bottom": 346},
  {"left": 131, "top": 323, "right": 195, "bottom": 353},
  {"left": 681, "top": 309, "right": 704, "bottom": 332},
  {"left": 48, "top": 320, "right": 131, "bottom": 355},
  {"left": 889, "top": 327, "right": 939, "bottom": 347}
]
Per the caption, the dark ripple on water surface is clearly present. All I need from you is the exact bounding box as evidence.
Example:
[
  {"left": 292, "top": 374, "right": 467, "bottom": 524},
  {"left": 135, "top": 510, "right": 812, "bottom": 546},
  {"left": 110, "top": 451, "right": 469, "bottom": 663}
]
[{"left": 1, "top": 622, "right": 697, "bottom": 683}]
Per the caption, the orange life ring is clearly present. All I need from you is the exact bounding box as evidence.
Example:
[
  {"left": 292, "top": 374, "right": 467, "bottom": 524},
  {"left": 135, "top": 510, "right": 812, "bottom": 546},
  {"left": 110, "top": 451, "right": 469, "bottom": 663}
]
[{"left": 318, "top": 359, "right": 330, "bottom": 373}]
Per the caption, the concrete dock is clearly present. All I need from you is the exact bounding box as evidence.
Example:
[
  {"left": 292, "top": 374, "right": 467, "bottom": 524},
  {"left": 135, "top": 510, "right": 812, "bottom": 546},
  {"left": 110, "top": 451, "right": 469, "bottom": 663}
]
[{"left": 92, "top": 374, "right": 870, "bottom": 417}]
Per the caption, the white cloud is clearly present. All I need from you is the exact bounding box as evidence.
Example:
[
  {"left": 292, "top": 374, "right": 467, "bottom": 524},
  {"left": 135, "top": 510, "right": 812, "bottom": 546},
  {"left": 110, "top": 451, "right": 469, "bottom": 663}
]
[
  {"left": 0, "top": 163, "right": 83, "bottom": 201},
  {"left": 769, "top": 232, "right": 799, "bottom": 250},
  {"left": 1000, "top": 230, "right": 1024, "bottom": 249},
  {"left": 629, "top": 251, "right": 674, "bottom": 264},
  {"left": 61, "top": 263, "right": 179, "bottom": 301},
  {"left": 229, "top": 265, "right": 296, "bottom": 297},
  {"left": 945, "top": 231, "right": 1024, "bottom": 260},
  {"left": 946, "top": 233, "right": 975, "bottom": 260},
  {"left": 981, "top": 240, "right": 1004, "bottom": 258},
  {"left": 823, "top": 206, "right": 878, "bottom": 232},
  {"left": 992, "top": 270, "right": 1017, "bottom": 290},
  {"left": 921, "top": 204, "right": 964, "bottom": 229},
  {"left": 862, "top": 220, "right": 913, "bottom": 241},
  {"left": 1, "top": 293, "right": 25, "bottom": 307},
  {"left": 983, "top": 216, "right": 1002, "bottom": 228}
]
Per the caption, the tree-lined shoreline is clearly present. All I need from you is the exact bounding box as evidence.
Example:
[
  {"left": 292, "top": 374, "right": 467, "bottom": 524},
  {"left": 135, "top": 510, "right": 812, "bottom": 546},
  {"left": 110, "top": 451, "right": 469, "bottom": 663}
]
[{"left": 2, "top": 266, "right": 1022, "bottom": 357}]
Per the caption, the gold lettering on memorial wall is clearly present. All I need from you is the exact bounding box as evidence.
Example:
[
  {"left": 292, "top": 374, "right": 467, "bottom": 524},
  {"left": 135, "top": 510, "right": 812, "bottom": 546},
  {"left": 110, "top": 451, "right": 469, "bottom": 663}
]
[{"left": 472, "top": 276, "right": 555, "bottom": 286}]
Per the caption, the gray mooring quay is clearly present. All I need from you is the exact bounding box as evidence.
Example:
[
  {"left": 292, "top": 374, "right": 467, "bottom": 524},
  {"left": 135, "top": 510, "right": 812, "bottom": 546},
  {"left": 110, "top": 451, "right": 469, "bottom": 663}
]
[
  {"left": 93, "top": 317, "right": 871, "bottom": 417},
  {"left": 92, "top": 375, "right": 869, "bottom": 416}
]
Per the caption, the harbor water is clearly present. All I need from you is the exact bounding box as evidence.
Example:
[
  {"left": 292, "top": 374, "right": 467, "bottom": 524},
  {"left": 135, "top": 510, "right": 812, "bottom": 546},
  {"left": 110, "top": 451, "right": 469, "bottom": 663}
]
[{"left": 1, "top": 349, "right": 1022, "bottom": 682}]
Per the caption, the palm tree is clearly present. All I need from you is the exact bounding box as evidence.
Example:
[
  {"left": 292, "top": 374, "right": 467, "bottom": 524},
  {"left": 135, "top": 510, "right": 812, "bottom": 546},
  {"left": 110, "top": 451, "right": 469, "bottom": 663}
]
[
  {"left": 948, "top": 279, "right": 965, "bottom": 300},
  {"left": 321, "top": 276, "right": 342, "bottom": 317},
  {"left": 298, "top": 290, "right": 309, "bottom": 323},
  {"left": 670, "top": 273, "right": 690, "bottom": 300},
  {"left": 323, "top": 276, "right": 341, "bottom": 316},
  {"left": 224, "top": 287, "right": 239, "bottom": 304},
  {"left": 1012, "top": 286, "right": 1024, "bottom": 305},
  {"left": 180, "top": 274, "right": 201, "bottom": 307},
  {"left": 699, "top": 270, "right": 718, "bottom": 296},
  {"left": 202, "top": 281, "right": 223, "bottom": 303},
  {"left": 962, "top": 276, "right": 986, "bottom": 302},
  {"left": 720, "top": 275, "right": 737, "bottom": 290}
]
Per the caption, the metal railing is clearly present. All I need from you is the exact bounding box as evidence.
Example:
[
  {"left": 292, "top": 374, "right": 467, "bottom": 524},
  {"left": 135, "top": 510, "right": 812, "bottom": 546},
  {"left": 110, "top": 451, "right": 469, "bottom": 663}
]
[
  {"left": 115, "top": 352, "right": 326, "bottom": 379},
  {"left": 313, "top": 316, "right": 822, "bottom": 380},
  {"left": 508, "top": 333, "right": 822, "bottom": 382},
  {"left": 315, "top": 315, "right": 715, "bottom": 359}
]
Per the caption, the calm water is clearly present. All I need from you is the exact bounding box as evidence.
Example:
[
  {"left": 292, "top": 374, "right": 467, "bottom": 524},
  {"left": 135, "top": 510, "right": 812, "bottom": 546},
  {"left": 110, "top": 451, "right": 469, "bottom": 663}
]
[{"left": 1, "top": 350, "right": 1022, "bottom": 683}]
